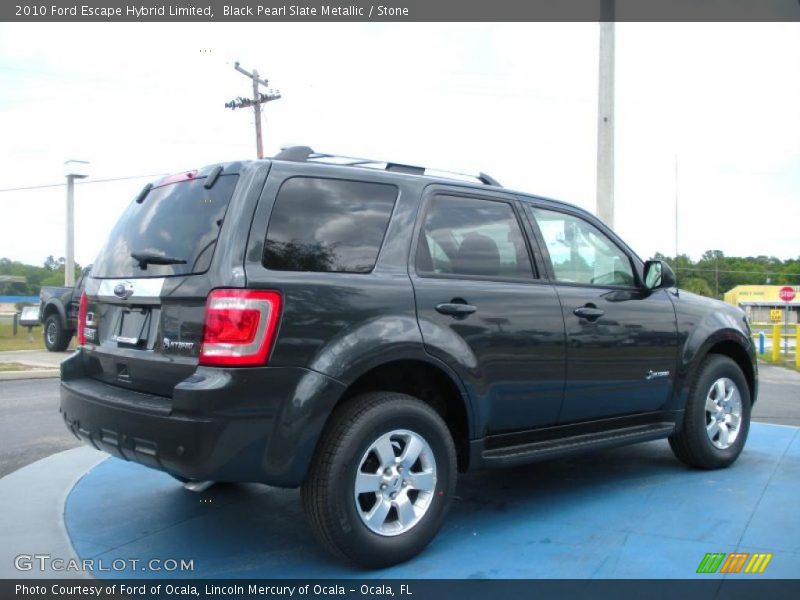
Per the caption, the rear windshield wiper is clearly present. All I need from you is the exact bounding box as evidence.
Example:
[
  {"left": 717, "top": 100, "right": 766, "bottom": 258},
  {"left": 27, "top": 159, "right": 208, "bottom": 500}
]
[{"left": 131, "top": 251, "right": 187, "bottom": 270}]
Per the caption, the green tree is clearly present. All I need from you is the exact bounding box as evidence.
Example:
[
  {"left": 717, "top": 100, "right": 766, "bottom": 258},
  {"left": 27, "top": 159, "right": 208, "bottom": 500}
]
[
  {"left": 651, "top": 251, "right": 800, "bottom": 297},
  {"left": 44, "top": 255, "right": 65, "bottom": 271},
  {"left": 0, "top": 257, "right": 83, "bottom": 295},
  {"left": 681, "top": 277, "right": 714, "bottom": 297}
]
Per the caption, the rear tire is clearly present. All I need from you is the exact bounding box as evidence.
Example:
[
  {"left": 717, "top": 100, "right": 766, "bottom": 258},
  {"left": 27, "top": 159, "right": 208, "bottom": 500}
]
[
  {"left": 669, "top": 355, "right": 751, "bottom": 469},
  {"left": 43, "top": 314, "right": 70, "bottom": 352},
  {"left": 301, "top": 392, "right": 457, "bottom": 568}
]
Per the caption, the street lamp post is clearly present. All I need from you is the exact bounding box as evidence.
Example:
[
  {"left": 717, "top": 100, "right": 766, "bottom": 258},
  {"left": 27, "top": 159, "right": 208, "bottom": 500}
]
[{"left": 63, "top": 160, "right": 89, "bottom": 287}]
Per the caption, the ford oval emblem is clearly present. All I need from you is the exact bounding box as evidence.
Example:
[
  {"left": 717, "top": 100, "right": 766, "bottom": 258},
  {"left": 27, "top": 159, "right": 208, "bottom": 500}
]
[{"left": 113, "top": 281, "right": 134, "bottom": 300}]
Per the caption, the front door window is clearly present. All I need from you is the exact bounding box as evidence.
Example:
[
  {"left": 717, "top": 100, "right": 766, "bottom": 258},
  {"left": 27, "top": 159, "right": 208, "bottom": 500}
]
[{"left": 529, "top": 207, "right": 634, "bottom": 287}]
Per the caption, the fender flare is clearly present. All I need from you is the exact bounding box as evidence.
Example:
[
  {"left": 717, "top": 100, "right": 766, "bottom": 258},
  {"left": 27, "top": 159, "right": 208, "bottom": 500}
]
[
  {"left": 674, "top": 327, "right": 757, "bottom": 416},
  {"left": 42, "top": 300, "right": 68, "bottom": 330},
  {"left": 332, "top": 345, "right": 477, "bottom": 439}
]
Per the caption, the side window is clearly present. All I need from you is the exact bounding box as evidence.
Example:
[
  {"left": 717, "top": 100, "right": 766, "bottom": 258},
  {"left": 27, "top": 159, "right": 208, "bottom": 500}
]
[
  {"left": 529, "top": 207, "right": 635, "bottom": 287},
  {"left": 264, "top": 177, "right": 398, "bottom": 273},
  {"left": 416, "top": 195, "right": 534, "bottom": 280}
]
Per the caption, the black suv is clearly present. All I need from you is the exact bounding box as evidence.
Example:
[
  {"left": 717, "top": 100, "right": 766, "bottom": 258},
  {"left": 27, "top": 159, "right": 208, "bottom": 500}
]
[{"left": 61, "top": 147, "right": 756, "bottom": 567}]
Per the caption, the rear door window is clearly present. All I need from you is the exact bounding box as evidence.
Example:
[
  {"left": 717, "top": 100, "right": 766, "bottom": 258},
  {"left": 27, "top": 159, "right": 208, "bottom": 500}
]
[
  {"left": 91, "top": 175, "right": 238, "bottom": 278},
  {"left": 263, "top": 177, "right": 398, "bottom": 273},
  {"left": 416, "top": 195, "right": 534, "bottom": 280}
]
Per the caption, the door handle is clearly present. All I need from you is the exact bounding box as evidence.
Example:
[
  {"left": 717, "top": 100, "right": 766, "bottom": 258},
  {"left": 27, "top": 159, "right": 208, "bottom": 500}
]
[
  {"left": 436, "top": 302, "right": 477, "bottom": 318},
  {"left": 573, "top": 306, "right": 604, "bottom": 320}
]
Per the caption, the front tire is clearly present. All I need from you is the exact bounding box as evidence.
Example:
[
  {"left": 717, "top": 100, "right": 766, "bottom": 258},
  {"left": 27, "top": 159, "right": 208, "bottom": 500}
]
[
  {"left": 43, "top": 314, "right": 71, "bottom": 352},
  {"left": 669, "top": 355, "right": 751, "bottom": 469},
  {"left": 301, "top": 392, "right": 457, "bottom": 568}
]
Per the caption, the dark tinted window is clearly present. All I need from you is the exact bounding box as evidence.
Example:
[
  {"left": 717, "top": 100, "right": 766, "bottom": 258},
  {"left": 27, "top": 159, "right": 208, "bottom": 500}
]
[
  {"left": 264, "top": 177, "right": 398, "bottom": 273},
  {"left": 92, "top": 175, "right": 238, "bottom": 278},
  {"left": 416, "top": 196, "right": 534, "bottom": 280}
]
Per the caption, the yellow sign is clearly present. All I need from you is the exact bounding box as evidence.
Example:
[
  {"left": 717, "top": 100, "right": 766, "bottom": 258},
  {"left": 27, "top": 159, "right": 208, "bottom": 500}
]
[
  {"left": 770, "top": 309, "right": 783, "bottom": 321},
  {"left": 725, "top": 285, "right": 800, "bottom": 307}
]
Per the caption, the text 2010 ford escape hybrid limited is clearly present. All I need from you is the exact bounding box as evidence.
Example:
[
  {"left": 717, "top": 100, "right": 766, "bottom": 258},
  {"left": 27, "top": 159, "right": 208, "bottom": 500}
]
[{"left": 60, "top": 147, "right": 757, "bottom": 567}]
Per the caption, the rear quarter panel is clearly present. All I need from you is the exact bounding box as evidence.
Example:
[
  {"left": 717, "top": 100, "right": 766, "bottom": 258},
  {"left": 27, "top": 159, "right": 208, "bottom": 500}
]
[{"left": 244, "top": 162, "right": 430, "bottom": 384}]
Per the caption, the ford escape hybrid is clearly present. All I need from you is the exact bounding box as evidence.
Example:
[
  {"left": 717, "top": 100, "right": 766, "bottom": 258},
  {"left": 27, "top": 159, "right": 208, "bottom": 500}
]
[{"left": 61, "top": 147, "right": 757, "bottom": 567}]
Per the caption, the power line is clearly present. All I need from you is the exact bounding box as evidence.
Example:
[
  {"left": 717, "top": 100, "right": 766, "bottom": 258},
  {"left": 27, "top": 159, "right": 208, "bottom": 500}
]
[
  {"left": 673, "top": 267, "right": 800, "bottom": 277},
  {"left": 0, "top": 173, "right": 169, "bottom": 194}
]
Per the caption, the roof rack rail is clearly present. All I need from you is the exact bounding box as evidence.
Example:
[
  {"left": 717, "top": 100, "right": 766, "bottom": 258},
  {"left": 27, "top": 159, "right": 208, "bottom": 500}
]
[{"left": 272, "top": 146, "right": 501, "bottom": 188}]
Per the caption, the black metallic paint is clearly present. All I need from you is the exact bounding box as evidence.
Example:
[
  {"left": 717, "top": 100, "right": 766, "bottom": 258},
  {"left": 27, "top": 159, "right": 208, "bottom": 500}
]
[
  {"left": 669, "top": 290, "right": 758, "bottom": 413},
  {"left": 553, "top": 285, "right": 679, "bottom": 423},
  {"left": 60, "top": 158, "right": 757, "bottom": 488},
  {"left": 61, "top": 352, "right": 345, "bottom": 486}
]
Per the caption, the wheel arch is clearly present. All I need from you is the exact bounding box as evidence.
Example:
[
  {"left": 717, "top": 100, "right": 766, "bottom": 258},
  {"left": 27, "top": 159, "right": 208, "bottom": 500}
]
[
  {"left": 42, "top": 300, "right": 67, "bottom": 327},
  {"left": 703, "top": 340, "right": 756, "bottom": 404},
  {"left": 329, "top": 357, "right": 473, "bottom": 472},
  {"left": 682, "top": 329, "right": 757, "bottom": 409}
]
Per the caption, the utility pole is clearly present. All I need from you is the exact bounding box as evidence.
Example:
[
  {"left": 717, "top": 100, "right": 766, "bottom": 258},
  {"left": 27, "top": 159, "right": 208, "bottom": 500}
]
[
  {"left": 674, "top": 154, "right": 679, "bottom": 258},
  {"left": 66, "top": 178, "right": 75, "bottom": 286},
  {"left": 225, "top": 62, "right": 281, "bottom": 159},
  {"left": 63, "top": 160, "right": 89, "bottom": 287},
  {"left": 596, "top": 0, "right": 615, "bottom": 227}
]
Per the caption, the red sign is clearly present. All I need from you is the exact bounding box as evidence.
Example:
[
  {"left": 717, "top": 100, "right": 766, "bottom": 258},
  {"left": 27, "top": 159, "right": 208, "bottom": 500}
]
[{"left": 778, "top": 286, "right": 796, "bottom": 303}]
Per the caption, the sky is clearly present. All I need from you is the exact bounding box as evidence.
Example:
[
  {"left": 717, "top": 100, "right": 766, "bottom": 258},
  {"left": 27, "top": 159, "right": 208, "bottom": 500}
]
[{"left": 0, "top": 22, "right": 798, "bottom": 268}]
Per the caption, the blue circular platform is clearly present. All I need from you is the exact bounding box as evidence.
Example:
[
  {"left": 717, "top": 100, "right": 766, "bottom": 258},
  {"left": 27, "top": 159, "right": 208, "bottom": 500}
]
[{"left": 64, "top": 422, "right": 800, "bottom": 579}]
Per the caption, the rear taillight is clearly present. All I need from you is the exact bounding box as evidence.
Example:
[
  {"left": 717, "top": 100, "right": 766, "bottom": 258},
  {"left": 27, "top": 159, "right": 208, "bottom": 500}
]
[
  {"left": 199, "top": 289, "right": 282, "bottom": 366},
  {"left": 77, "top": 292, "right": 88, "bottom": 346}
]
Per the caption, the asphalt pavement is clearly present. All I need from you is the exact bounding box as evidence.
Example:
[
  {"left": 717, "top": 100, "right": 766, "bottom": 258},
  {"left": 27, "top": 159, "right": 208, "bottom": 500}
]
[
  {"left": 0, "top": 364, "right": 797, "bottom": 479},
  {"left": 752, "top": 364, "right": 800, "bottom": 427},
  {"left": 0, "top": 378, "right": 80, "bottom": 477}
]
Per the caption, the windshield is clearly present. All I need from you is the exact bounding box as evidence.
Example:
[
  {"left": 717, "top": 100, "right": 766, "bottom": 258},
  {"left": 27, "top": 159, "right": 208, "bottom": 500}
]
[{"left": 91, "top": 174, "right": 238, "bottom": 278}]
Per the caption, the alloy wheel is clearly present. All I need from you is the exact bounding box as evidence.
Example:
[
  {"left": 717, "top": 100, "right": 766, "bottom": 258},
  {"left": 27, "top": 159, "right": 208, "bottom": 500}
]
[
  {"left": 353, "top": 429, "right": 437, "bottom": 536},
  {"left": 705, "top": 377, "right": 743, "bottom": 450}
]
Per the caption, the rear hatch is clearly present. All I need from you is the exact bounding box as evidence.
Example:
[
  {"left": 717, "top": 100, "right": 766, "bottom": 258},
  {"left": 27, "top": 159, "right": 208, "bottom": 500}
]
[{"left": 82, "top": 169, "right": 240, "bottom": 397}]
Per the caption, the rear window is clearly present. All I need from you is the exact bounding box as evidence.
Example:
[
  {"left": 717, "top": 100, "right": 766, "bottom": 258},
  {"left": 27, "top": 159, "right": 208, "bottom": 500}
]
[
  {"left": 91, "top": 175, "right": 238, "bottom": 278},
  {"left": 263, "top": 177, "right": 398, "bottom": 273}
]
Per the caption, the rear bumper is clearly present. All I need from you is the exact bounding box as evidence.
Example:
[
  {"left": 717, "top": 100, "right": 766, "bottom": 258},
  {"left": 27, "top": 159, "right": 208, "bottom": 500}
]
[{"left": 59, "top": 351, "right": 345, "bottom": 487}]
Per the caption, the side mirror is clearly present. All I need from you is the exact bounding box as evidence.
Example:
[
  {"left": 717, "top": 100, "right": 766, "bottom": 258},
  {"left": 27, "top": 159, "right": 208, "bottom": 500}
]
[{"left": 643, "top": 260, "right": 676, "bottom": 290}]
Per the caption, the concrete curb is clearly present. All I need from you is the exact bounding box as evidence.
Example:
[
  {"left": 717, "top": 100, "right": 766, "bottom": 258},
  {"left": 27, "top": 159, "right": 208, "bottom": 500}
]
[
  {"left": 0, "top": 349, "right": 68, "bottom": 379},
  {"left": 0, "top": 369, "right": 60, "bottom": 380}
]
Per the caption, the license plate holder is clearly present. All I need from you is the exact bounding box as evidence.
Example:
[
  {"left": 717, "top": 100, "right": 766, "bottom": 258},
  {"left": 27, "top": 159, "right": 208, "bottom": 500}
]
[{"left": 116, "top": 309, "right": 150, "bottom": 346}]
